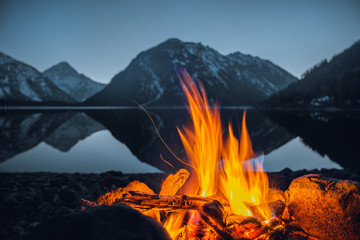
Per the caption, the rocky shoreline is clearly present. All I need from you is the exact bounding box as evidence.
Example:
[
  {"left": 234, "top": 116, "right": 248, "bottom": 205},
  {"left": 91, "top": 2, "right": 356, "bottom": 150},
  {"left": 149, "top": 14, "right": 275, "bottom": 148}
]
[{"left": 1, "top": 168, "right": 359, "bottom": 240}]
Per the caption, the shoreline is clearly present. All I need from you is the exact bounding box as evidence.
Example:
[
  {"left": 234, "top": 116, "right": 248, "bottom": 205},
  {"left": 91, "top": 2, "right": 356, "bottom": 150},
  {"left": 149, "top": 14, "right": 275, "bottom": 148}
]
[
  {"left": 1, "top": 105, "right": 360, "bottom": 111},
  {"left": 1, "top": 168, "right": 359, "bottom": 239}
]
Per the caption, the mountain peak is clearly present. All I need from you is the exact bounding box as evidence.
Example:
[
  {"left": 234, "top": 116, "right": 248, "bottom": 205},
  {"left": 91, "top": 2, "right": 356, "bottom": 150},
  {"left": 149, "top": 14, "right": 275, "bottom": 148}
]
[
  {"left": 44, "top": 61, "right": 78, "bottom": 76},
  {"left": 154, "top": 38, "right": 186, "bottom": 50},
  {"left": 164, "top": 38, "right": 182, "bottom": 44},
  {"left": 0, "top": 52, "right": 15, "bottom": 65},
  {"left": 56, "top": 61, "right": 72, "bottom": 68},
  {"left": 156, "top": 38, "right": 206, "bottom": 51},
  {"left": 43, "top": 61, "right": 105, "bottom": 102}
]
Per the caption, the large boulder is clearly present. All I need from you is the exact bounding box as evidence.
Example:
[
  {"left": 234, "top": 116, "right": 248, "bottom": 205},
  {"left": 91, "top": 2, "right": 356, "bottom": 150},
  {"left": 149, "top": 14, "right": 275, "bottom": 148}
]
[
  {"left": 285, "top": 174, "right": 360, "bottom": 240},
  {"left": 28, "top": 203, "right": 170, "bottom": 240}
]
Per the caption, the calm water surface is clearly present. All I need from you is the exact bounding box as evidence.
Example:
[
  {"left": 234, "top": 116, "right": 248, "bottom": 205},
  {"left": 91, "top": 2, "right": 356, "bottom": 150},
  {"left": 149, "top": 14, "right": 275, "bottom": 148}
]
[{"left": 0, "top": 108, "right": 358, "bottom": 173}]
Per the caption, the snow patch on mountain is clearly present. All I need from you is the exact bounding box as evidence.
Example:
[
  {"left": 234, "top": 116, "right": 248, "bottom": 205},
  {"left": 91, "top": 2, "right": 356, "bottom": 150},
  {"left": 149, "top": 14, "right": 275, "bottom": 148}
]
[{"left": 18, "top": 78, "right": 41, "bottom": 101}]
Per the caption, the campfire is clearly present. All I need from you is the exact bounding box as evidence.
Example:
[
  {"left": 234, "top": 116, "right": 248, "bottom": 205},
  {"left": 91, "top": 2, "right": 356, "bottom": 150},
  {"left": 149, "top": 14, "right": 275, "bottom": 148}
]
[{"left": 80, "top": 70, "right": 360, "bottom": 240}]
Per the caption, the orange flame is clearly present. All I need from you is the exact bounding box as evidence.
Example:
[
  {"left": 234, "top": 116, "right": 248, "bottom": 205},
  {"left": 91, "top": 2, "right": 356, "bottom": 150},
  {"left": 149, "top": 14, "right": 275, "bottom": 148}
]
[
  {"left": 177, "top": 70, "right": 272, "bottom": 221},
  {"left": 163, "top": 212, "right": 186, "bottom": 239},
  {"left": 177, "top": 70, "right": 222, "bottom": 197}
]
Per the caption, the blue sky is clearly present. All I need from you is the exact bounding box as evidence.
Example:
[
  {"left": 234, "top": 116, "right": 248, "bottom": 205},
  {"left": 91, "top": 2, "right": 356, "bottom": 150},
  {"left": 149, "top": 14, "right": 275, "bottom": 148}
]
[{"left": 1, "top": 0, "right": 359, "bottom": 83}]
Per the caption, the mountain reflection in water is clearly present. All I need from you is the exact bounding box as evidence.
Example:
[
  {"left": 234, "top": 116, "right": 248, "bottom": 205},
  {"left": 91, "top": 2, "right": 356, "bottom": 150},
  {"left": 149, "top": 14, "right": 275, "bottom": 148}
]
[{"left": 0, "top": 108, "right": 358, "bottom": 173}]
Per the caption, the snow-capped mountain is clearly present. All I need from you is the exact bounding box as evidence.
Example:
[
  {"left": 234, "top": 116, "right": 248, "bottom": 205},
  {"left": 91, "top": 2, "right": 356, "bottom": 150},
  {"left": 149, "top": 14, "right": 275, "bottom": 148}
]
[
  {"left": 87, "top": 38, "right": 297, "bottom": 106},
  {"left": 0, "top": 52, "right": 74, "bottom": 103},
  {"left": 43, "top": 62, "right": 105, "bottom": 102}
]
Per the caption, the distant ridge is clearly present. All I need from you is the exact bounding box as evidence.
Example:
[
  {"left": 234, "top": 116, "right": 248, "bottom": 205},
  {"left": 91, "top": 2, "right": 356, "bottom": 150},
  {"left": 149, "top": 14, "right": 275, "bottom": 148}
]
[
  {"left": 265, "top": 41, "right": 360, "bottom": 108},
  {"left": 86, "top": 38, "right": 297, "bottom": 106}
]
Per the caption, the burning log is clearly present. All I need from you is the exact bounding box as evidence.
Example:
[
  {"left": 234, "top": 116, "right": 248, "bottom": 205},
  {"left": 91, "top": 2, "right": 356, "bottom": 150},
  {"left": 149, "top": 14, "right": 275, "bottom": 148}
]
[
  {"left": 116, "top": 191, "right": 290, "bottom": 239},
  {"left": 117, "top": 191, "right": 227, "bottom": 212},
  {"left": 199, "top": 201, "right": 235, "bottom": 240},
  {"left": 80, "top": 179, "right": 320, "bottom": 240},
  {"left": 80, "top": 180, "right": 289, "bottom": 240}
]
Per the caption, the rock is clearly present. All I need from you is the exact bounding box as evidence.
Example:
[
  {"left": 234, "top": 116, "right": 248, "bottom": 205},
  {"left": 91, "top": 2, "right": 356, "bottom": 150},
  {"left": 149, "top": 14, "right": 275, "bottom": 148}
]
[
  {"left": 285, "top": 174, "right": 360, "bottom": 240},
  {"left": 279, "top": 167, "right": 293, "bottom": 175},
  {"left": 59, "top": 186, "right": 79, "bottom": 207},
  {"left": 53, "top": 207, "right": 72, "bottom": 217},
  {"left": 41, "top": 187, "right": 60, "bottom": 202},
  {"left": 38, "top": 202, "right": 55, "bottom": 215},
  {"left": 28, "top": 203, "right": 171, "bottom": 240},
  {"left": 124, "top": 180, "right": 155, "bottom": 193},
  {"left": 49, "top": 177, "right": 62, "bottom": 188},
  {"left": 99, "top": 176, "right": 126, "bottom": 189},
  {"left": 96, "top": 180, "right": 155, "bottom": 205},
  {"left": 160, "top": 169, "right": 190, "bottom": 195}
]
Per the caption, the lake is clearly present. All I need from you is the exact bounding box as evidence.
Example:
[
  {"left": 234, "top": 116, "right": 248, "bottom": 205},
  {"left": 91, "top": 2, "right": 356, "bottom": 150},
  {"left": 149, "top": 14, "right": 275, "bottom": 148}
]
[{"left": 0, "top": 108, "right": 359, "bottom": 173}]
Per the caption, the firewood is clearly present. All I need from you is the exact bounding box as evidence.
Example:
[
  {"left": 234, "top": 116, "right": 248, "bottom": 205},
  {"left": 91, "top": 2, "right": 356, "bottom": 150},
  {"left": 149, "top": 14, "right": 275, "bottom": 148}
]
[
  {"left": 200, "top": 201, "right": 225, "bottom": 227},
  {"left": 117, "top": 192, "right": 238, "bottom": 239},
  {"left": 225, "top": 216, "right": 264, "bottom": 239},
  {"left": 199, "top": 202, "right": 236, "bottom": 240},
  {"left": 85, "top": 186, "right": 294, "bottom": 240},
  {"left": 160, "top": 169, "right": 190, "bottom": 195},
  {"left": 117, "top": 191, "right": 225, "bottom": 211},
  {"left": 225, "top": 214, "right": 247, "bottom": 228},
  {"left": 258, "top": 223, "right": 285, "bottom": 240},
  {"left": 199, "top": 210, "right": 234, "bottom": 240},
  {"left": 246, "top": 225, "right": 265, "bottom": 239},
  {"left": 247, "top": 199, "right": 285, "bottom": 220}
]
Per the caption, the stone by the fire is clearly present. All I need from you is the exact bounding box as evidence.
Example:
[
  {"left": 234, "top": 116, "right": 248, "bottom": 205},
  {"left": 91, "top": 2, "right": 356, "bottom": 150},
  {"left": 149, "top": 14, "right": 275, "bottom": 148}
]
[
  {"left": 160, "top": 169, "right": 190, "bottom": 195},
  {"left": 285, "top": 174, "right": 360, "bottom": 240},
  {"left": 96, "top": 180, "right": 154, "bottom": 205},
  {"left": 125, "top": 180, "right": 155, "bottom": 193},
  {"left": 28, "top": 203, "right": 171, "bottom": 240}
]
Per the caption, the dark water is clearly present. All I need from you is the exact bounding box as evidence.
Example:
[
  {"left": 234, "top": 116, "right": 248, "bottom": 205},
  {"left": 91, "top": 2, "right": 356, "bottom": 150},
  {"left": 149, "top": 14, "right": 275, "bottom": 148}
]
[{"left": 0, "top": 108, "right": 359, "bottom": 173}]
